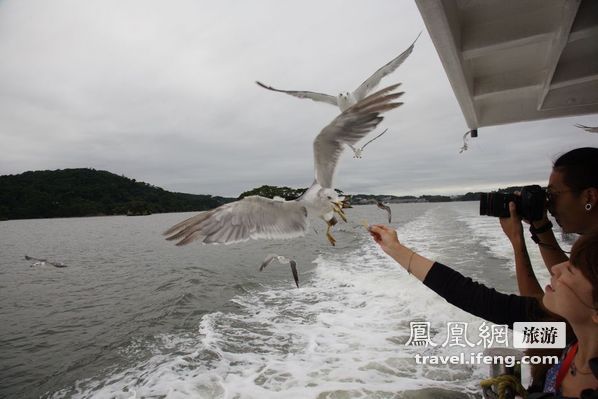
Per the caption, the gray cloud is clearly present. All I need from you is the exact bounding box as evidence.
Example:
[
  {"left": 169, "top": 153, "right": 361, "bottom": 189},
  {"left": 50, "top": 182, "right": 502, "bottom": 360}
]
[{"left": 1, "top": 0, "right": 596, "bottom": 197}]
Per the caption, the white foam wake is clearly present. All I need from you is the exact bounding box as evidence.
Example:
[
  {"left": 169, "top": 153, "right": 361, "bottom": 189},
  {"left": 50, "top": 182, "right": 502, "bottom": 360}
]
[{"left": 52, "top": 210, "right": 501, "bottom": 399}]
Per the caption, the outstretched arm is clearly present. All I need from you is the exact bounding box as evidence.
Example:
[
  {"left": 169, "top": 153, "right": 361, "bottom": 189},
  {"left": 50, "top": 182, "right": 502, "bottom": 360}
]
[
  {"left": 369, "top": 224, "right": 434, "bottom": 281},
  {"left": 368, "top": 224, "right": 543, "bottom": 327}
]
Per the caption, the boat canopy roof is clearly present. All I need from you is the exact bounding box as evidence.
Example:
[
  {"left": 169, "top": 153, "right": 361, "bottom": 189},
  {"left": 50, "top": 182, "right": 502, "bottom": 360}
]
[{"left": 416, "top": 0, "right": 598, "bottom": 129}]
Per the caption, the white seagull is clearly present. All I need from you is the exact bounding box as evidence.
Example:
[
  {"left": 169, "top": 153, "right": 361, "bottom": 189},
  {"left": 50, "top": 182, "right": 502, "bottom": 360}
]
[
  {"left": 365, "top": 199, "right": 392, "bottom": 223},
  {"left": 255, "top": 32, "right": 420, "bottom": 112},
  {"left": 375, "top": 201, "right": 392, "bottom": 223},
  {"left": 348, "top": 128, "right": 388, "bottom": 158},
  {"left": 574, "top": 124, "right": 598, "bottom": 133},
  {"left": 164, "top": 84, "right": 404, "bottom": 247},
  {"left": 259, "top": 254, "right": 299, "bottom": 288},
  {"left": 25, "top": 255, "right": 67, "bottom": 268},
  {"left": 459, "top": 130, "right": 471, "bottom": 153}
]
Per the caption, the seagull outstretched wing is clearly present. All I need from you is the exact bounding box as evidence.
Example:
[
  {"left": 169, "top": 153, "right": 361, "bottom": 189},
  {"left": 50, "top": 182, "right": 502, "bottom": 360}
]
[
  {"left": 25, "top": 255, "right": 46, "bottom": 262},
  {"left": 376, "top": 201, "right": 392, "bottom": 223},
  {"left": 255, "top": 81, "right": 338, "bottom": 107},
  {"left": 352, "top": 32, "right": 421, "bottom": 101},
  {"left": 313, "top": 84, "right": 404, "bottom": 188},
  {"left": 164, "top": 196, "right": 308, "bottom": 245},
  {"left": 259, "top": 253, "right": 299, "bottom": 288},
  {"left": 25, "top": 254, "right": 67, "bottom": 268}
]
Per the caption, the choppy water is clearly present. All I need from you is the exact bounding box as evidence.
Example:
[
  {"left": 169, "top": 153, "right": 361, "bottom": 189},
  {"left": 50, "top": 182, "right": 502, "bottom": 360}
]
[{"left": 0, "top": 202, "right": 573, "bottom": 399}]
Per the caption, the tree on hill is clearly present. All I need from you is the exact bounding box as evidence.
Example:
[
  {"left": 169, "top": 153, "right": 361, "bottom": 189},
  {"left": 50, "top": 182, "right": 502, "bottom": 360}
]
[
  {"left": 0, "top": 168, "right": 234, "bottom": 220},
  {"left": 0, "top": 169, "right": 535, "bottom": 221}
]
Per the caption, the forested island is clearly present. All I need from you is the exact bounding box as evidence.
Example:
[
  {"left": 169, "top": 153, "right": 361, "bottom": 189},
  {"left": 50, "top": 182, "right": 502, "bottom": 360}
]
[
  {"left": 0, "top": 168, "right": 522, "bottom": 221},
  {"left": 0, "top": 169, "right": 234, "bottom": 220}
]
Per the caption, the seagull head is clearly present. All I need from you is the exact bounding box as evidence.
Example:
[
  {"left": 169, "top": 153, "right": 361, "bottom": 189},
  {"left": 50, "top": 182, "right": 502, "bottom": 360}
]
[
  {"left": 305, "top": 187, "right": 347, "bottom": 223},
  {"left": 337, "top": 92, "right": 354, "bottom": 111},
  {"left": 324, "top": 190, "right": 347, "bottom": 223}
]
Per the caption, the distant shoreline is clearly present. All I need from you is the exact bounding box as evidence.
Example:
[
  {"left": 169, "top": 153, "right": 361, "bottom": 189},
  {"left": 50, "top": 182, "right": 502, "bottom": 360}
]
[{"left": 1, "top": 168, "right": 524, "bottom": 221}]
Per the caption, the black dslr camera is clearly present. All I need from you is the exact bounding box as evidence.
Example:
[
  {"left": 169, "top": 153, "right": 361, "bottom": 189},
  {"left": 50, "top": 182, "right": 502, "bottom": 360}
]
[{"left": 479, "top": 185, "right": 546, "bottom": 221}]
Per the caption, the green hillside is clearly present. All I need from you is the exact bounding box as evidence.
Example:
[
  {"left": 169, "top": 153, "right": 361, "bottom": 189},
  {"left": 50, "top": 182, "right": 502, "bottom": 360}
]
[
  {"left": 0, "top": 168, "right": 534, "bottom": 221},
  {"left": 0, "top": 168, "right": 234, "bottom": 220}
]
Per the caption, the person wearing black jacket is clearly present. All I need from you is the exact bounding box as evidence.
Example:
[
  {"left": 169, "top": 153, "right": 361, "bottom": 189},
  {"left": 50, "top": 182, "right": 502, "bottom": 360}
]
[
  {"left": 504, "top": 147, "right": 598, "bottom": 301},
  {"left": 368, "top": 225, "right": 598, "bottom": 398}
]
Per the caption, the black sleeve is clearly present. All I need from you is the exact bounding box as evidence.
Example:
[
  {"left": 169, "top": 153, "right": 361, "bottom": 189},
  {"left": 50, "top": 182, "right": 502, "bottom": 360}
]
[{"left": 423, "top": 262, "right": 545, "bottom": 328}]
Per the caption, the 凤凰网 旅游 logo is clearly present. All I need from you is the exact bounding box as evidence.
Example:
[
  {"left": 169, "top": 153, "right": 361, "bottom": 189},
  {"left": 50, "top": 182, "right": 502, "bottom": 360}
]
[{"left": 513, "top": 322, "right": 566, "bottom": 348}]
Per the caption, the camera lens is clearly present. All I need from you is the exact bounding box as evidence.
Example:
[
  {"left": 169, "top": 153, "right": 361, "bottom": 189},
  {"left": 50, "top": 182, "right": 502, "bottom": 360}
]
[
  {"left": 479, "top": 192, "right": 512, "bottom": 218},
  {"left": 479, "top": 193, "right": 488, "bottom": 216},
  {"left": 479, "top": 186, "right": 546, "bottom": 220}
]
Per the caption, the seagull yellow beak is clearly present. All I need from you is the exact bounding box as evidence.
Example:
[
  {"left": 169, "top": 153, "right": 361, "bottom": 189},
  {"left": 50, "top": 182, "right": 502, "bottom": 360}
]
[{"left": 331, "top": 201, "right": 348, "bottom": 222}]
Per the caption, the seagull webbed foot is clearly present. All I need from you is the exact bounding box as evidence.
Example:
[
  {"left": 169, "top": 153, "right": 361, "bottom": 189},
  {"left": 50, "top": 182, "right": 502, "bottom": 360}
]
[
  {"left": 326, "top": 222, "right": 337, "bottom": 246},
  {"left": 332, "top": 202, "right": 348, "bottom": 222}
]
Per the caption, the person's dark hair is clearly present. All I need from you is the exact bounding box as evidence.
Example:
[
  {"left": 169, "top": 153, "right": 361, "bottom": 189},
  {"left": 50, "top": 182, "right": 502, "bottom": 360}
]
[
  {"left": 553, "top": 147, "right": 598, "bottom": 191},
  {"left": 570, "top": 229, "right": 598, "bottom": 307}
]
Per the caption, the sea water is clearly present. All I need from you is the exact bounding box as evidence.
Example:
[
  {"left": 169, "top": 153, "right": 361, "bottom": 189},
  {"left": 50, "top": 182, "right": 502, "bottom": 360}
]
[{"left": 0, "top": 202, "right": 572, "bottom": 398}]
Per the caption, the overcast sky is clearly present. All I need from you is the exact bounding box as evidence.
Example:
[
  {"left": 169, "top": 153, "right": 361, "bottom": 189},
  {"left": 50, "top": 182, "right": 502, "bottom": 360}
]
[{"left": 1, "top": 0, "right": 596, "bottom": 197}]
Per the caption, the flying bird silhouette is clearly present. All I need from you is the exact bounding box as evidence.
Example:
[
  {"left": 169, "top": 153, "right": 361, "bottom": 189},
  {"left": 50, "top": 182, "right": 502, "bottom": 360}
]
[
  {"left": 259, "top": 254, "right": 299, "bottom": 288},
  {"left": 25, "top": 255, "right": 67, "bottom": 268},
  {"left": 574, "top": 123, "right": 598, "bottom": 133},
  {"left": 164, "top": 84, "right": 404, "bottom": 247},
  {"left": 255, "top": 32, "right": 420, "bottom": 112},
  {"left": 459, "top": 130, "right": 471, "bottom": 153},
  {"left": 367, "top": 200, "right": 392, "bottom": 223},
  {"left": 376, "top": 201, "right": 392, "bottom": 223}
]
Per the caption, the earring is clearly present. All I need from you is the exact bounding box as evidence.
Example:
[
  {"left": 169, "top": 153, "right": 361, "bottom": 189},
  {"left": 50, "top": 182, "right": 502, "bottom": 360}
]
[{"left": 586, "top": 203, "right": 592, "bottom": 211}]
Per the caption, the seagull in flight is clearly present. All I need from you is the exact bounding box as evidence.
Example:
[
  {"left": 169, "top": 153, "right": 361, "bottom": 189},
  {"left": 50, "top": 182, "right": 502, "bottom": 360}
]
[
  {"left": 574, "top": 123, "right": 598, "bottom": 133},
  {"left": 366, "top": 200, "right": 392, "bottom": 223},
  {"left": 375, "top": 201, "right": 392, "bottom": 223},
  {"left": 164, "top": 84, "right": 404, "bottom": 247},
  {"left": 259, "top": 254, "right": 299, "bottom": 288},
  {"left": 255, "top": 32, "right": 420, "bottom": 112},
  {"left": 459, "top": 130, "right": 471, "bottom": 153},
  {"left": 25, "top": 255, "right": 67, "bottom": 268},
  {"left": 348, "top": 128, "right": 388, "bottom": 158}
]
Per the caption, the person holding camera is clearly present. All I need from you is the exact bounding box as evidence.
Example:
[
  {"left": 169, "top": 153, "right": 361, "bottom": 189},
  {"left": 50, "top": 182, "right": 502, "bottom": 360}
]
[
  {"left": 498, "top": 147, "right": 598, "bottom": 299},
  {"left": 368, "top": 224, "right": 598, "bottom": 397}
]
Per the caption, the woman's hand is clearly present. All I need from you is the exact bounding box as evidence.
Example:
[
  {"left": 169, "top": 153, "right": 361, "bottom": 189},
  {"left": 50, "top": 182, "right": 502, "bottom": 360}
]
[
  {"left": 369, "top": 224, "right": 402, "bottom": 256},
  {"left": 500, "top": 202, "right": 524, "bottom": 245},
  {"left": 368, "top": 224, "right": 435, "bottom": 281}
]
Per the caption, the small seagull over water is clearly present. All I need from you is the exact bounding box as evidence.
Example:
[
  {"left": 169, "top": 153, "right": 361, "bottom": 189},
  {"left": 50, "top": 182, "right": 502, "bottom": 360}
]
[
  {"left": 25, "top": 255, "right": 67, "bottom": 268},
  {"left": 259, "top": 254, "right": 299, "bottom": 288},
  {"left": 376, "top": 201, "right": 392, "bottom": 223},
  {"left": 255, "top": 32, "right": 421, "bottom": 112},
  {"left": 574, "top": 123, "right": 598, "bottom": 133},
  {"left": 367, "top": 200, "right": 392, "bottom": 223},
  {"left": 164, "top": 84, "right": 404, "bottom": 247},
  {"left": 348, "top": 128, "right": 388, "bottom": 158}
]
